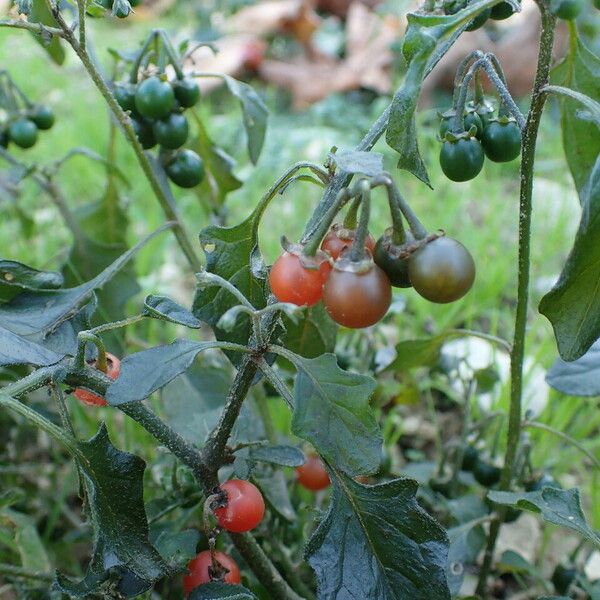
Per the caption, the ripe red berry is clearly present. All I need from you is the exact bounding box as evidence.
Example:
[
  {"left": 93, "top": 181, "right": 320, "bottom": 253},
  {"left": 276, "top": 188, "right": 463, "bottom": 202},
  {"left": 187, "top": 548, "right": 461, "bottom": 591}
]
[
  {"left": 183, "top": 550, "right": 241, "bottom": 595},
  {"left": 296, "top": 454, "right": 330, "bottom": 491},
  {"left": 214, "top": 479, "right": 265, "bottom": 533}
]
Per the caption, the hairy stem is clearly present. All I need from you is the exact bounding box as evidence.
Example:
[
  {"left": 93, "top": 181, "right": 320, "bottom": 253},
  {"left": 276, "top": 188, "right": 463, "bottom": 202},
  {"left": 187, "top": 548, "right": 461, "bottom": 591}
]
[
  {"left": 0, "top": 19, "right": 64, "bottom": 36},
  {"left": 475, "top": 7, "right": 556, "bottom": 596},
  {"left": 0, "top": 562, "right": 53, "bottom": 582},
  {"left": 229, "top": 533, "right": 303, "bottom": 600}
]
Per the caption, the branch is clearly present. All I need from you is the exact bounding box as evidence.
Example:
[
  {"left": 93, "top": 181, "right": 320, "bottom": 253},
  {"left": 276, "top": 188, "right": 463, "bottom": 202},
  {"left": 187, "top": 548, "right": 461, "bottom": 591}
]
[{"left": 0, "top": 18, "right": 64, "bottom": 37}]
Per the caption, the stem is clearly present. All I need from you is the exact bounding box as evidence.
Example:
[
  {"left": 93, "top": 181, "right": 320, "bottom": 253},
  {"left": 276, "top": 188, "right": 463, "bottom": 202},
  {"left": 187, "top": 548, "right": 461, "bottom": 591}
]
[
  {"left": 342, "top": 196, "right": 361, "bottom": 229},
  {"left": 158, "top": 30, "right": 185, "bottom": 79},
  {"left": 453, "top": 50, "right": 485, "bottom": 100},
  {"left": 76, "top": 332, "right": 107, "bottom": 372},
  {"left": 303, "top": 187, "right": 352, "bottom": 255},
  {"left": 76, "top": 0, "right": 85, "bottom": 50},
  {"left": 0, "top": 19, "right": 64, "bottom": 37},
  {"left": 349, "top": 181, "right": 371, "bottom": 262},
  {"left": 89, "top": 314, "right": 145, "bottom": 334},
  {"left": 380, "top": 177, "right": 407, "bottom": 245},
  {"left": 117, "top": 402, "right": 211, "bottom": 482},
  {"left": 475, "top": 8, "right": 556, "bottom": 596},
  {"left": 53, "top": 15, "right": 202, "bottom": 272},
  {"left": 452, "top": 58, "right": 486, "bottom": 133},
  {"left": 482, "top": 59, "right": 526, "bottom": 128},
  {"left": 256, "top": 358, "right": 294, "bottom": 409},
  {"left": 523, "top": 421, "right": 600, "bottom": 471},
  {"left": 196, "top": 271, "right": 256, "bottom": 310},
  {"left": 0, "top": 393, "right": 78, "bottom": 456},
  {"left": 0, "top": 563, "right": 53, "bottom": 582},
  {"left": 229, "top": 533, "right": 303, "bottom": 600},
  {"left": 129, "top": 29, "right": 161, "bottom": 83}
]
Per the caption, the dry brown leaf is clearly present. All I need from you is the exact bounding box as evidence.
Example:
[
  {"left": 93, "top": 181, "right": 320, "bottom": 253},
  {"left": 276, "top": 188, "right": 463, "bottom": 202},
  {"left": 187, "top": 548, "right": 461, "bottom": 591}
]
[
  {"left": 223, "top": 0, "right": 321, "bottom": 38},
  {"left": 260, "top": 2, "right": 402, "bottom": 108}
]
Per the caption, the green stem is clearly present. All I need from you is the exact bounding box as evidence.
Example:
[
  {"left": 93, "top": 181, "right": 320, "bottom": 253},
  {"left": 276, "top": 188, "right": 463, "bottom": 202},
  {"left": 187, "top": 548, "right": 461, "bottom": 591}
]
[
  {"left": 256, "top": 358, "right": 294, "bottom": 409},
  {"left": 229, "top": 533, "right": 303, "bottom": 600},
  {"left": 0, "top": 563, "right": 53, "bottom": 582},
  {"left": 53, "top": 15, "right": 202, "bottom": 272},
  {"left": 349, "top": 181, "right": 371, "bottom": 262},
  {"left": 0, "top": 19, "right": 64, "bottom": 37},
  {"left": 129, "top": 29, "right": 161, "bottom": 83},
  {"left": 196, "top": 271, "right": 256, "bottom": 310},
  {"left": 0, "top": 393, "right": 77, "bottom": 456},
  {"left": 523, "top": 421, "right": 600, "bottom": 471},
  {"left": 452, "top": 58, "right": 486, "bottom": 133},
  {"left": 380, "top": 176, "right": 407, "bottom": 245},
  {"left": 158, "top": 30, "right": 185, "bottom": 79},
  {"left": 453, "top": 50, "right": 485, "bottom": 101},
  {"left": 76, "top": 0, "right": 86, "bottom": 50},
  {"left": 482, "top": 59, "right": 526, "bottom": 128},
  {"left": 76, "top": 332, "right": 107, "bottom": 372},
  {"left": 475, "top": 7, "right": 556, "bottom": 596},
  {"left": 89, "top": 314, "right": 145, "bottom": 335},
  {"left": 303, "top": 187, "right": 352, "bottom": 256},
  {"left": 270, "top": 538, "right": 317, "bottom": 600},
  {"left": 342, "top": 196, "right": 361, "bottom": 229}
]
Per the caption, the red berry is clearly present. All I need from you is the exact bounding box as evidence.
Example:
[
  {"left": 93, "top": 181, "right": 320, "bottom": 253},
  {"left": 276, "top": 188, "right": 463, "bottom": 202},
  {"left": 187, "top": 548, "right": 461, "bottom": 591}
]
[
  {"left": 296, "top": 454, "right": 330, "bottom": 491},
  {"left": 183, "top": 550, "right": 241, "bottom": 595},
  {"left": 214, "top": 479, "right": 265, "bottom": 533}
]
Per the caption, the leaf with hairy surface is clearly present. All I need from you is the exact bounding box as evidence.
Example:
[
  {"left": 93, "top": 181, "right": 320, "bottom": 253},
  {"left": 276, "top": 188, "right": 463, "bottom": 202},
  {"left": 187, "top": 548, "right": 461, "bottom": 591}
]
[{"left": 306, "top": 474, "right": 450, "bottom": 600}]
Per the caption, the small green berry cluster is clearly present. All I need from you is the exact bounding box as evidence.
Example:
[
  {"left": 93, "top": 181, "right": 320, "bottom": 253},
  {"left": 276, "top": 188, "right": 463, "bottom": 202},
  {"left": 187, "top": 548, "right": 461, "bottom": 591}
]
[
  {"left": 439, "top": 99, "right": 522, "bottom": 183},
  {"left": 1, "top": 103, "right": 55, "bottom": 151},
  {"left": 113, "top": 75, "right": 205, "bottom": 189}
]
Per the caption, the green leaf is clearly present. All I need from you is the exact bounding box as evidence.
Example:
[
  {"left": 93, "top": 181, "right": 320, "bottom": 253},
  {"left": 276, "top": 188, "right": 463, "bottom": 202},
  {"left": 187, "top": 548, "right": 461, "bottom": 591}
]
[
  {"left": 0, "top": 225, "right": 165, "bottom": 340},
  {"left": 306, "top": 475, "right": 450, "bottom": 599},
  {"left": 546, "top": 339, "right": 600, "bottom": 397},
  {"left": 1, "top": 508, "right": 51, "bottom": 574},
  {"left": 386, "top": 0, "right": 501, "bottom": 185},
  {"left": 29, "top": 0, "right": 65, "bottom": 64},
  {"left": 106, "top": 340, "right": 227, "bottom": 406},
  {"left": 154, "top": 529, "right": 200, "bottom": 570},
  {"left": 222, "top": 75, "right": 268, "bottom": 164},
  {"left": 192, "top": 211, "right": 269, "bottom": 365},
  {"left": 384, "top": 335, "right": 448, "bottom": 372},
  {"left": 143, "top": 295, "right": 201, "bottom": 328},
  {"left": 330, "top": 150, "right": 384, "bottom": 176},
  {"left": 247, "top": 444, "right": 305, "bottom": 467},
  {"left": 487, "top": 488, "right": 600, "bottom": 547},
  {"left": 0, "top": 259, "right": 63, "bottom": 303},
  {"left": 0, "top": 326, "right": 64, "bottom": 366},
  {"left": 539, "top": 155, "right": 600, "bottom": 361},
  {"left": 288, "top": 353, "right": 381, "bottom": 476},
  {"left": 161, "top": 363, "right": 263, "bottom": 447},
  {"left": 190, "top": 113, "right": 242, "bottom": 209},
  {"left": 189, "top": 582, "right": 257, "bottom": 599},
  {"left": 281, "top": 302, "right": 337, "bottom": 360},
  {"left": 55, "top": 425, "right": 169, "bottom": 596},
  {"left": 551, "top": 33, "right": 600, "bottom": 197}
]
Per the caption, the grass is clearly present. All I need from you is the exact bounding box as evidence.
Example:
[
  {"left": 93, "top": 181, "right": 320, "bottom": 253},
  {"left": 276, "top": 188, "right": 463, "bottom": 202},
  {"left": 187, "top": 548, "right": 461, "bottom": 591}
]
[{"left": 0, "top": 9, "right": 598, "bottom": 589}]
